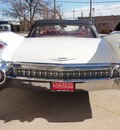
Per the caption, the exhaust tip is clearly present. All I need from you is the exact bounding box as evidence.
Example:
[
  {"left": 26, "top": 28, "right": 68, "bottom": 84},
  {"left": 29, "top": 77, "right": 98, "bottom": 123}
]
[{"left": 0, "top": 70, "right": 6, "bottom": 84}]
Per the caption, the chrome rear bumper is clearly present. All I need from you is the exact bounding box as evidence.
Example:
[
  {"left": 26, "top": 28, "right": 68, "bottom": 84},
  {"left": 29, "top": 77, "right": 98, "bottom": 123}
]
[
  {"left": 1, "top": 61, "right": 120, "bottom": 91},
  {"left": 5, "top": 78, "right": 117, "bottom": 91}
]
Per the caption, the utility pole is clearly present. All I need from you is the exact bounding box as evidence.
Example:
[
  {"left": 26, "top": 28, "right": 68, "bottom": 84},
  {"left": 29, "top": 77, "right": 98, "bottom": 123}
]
[
  {"left": 90, "top": 0, "right": 92, "bottom": 21},
  {"left": 54, "top": 0, "right": 56, "bottom": 19},
  {"left": 92, "top": 8, "right": 95, "bottom": 25},
  {"left": 92, "top": 8, "right": 95, "bottom": 17},
  {"left": 73, "top": 10, "right": 75, "bottom": 19},
  {"left": 81, "top": 12, "right": 83, "bottom": 18},
  {"left": 47, "top": 8, "right": 49, "bottom": 19}
]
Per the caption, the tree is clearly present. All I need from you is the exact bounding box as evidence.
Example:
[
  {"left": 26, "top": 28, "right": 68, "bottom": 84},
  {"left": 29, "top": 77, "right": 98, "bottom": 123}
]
[
  {"left": 2, "top": 0, "right": 51, "bottom": 28},
  {"left": 1, "top": 0, "right": 62, "bottom": 30}
]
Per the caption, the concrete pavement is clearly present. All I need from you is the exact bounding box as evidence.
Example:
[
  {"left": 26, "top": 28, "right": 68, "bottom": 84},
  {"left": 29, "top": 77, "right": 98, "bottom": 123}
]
[
  {"left": 0, "top": 33, "right": 120, "bottom": 129},
  {"left": 0, "top": 82, "right": 120, "bottom": 130}
]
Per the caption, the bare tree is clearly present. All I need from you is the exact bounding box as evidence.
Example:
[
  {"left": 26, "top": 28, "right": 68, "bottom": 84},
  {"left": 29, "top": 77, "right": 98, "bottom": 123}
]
[
  {"left": 25, "top": 0, "right": 50, "bottom": 25},
  {"left": 1, "top": 0, "right": 62, "bottom": 30},
  {"left": 2, "top": 0, "right": 50, "bottom": 27}
]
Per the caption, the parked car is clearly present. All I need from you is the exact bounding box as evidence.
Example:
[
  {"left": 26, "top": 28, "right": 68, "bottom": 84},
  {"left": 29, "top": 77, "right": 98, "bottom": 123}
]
[
  {"left": 0, "top": 20, "right": 120, "bottom": 92},
  {"left": 0, "top": 24, "right": 11, "bottom": 31},
  {"left": 113, "top": 22, "right": 120, "bottom": 31}
]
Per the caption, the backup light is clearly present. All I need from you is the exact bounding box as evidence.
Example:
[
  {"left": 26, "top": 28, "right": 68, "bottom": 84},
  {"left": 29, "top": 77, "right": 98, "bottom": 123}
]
[
  {"left": 21, "top": 69, "right": 25, "bottom": 76},
  {"left": 26, "top": 70, "right": 31, "bottom": 77},
  {"left": 31, "top": 70, "right": 36, "bottom": 77}
]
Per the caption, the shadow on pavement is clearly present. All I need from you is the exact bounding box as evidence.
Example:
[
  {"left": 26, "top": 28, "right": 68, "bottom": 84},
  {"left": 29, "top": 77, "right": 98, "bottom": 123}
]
[{"left": 0, "top": 81, "right": 92, "bottom": 123}]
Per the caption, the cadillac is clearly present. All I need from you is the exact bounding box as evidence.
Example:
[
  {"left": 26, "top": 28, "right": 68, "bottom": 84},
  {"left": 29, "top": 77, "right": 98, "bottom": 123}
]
[{"left": 0, "top": 20, "right": 120, "bottom": 92}]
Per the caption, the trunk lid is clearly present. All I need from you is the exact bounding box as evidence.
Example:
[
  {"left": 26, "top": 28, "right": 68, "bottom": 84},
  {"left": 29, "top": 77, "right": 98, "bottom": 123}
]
[{"left": 13, "top": 37, "right": 114, "bottom": 64}]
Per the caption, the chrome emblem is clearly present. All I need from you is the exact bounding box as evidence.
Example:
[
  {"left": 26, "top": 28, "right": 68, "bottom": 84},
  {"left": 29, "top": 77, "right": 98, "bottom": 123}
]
[{"left": 49, "top": 57, "right": 77, "bottom": 62}]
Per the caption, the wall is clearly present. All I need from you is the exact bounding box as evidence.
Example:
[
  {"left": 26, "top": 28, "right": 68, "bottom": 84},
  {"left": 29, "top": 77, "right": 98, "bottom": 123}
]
[{"left": 78, "top": 15, "right": 120, "bottom": 33}]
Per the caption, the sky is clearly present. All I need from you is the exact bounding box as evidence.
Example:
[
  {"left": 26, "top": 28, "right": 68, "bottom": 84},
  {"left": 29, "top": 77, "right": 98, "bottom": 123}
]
[
  {"left": 57, "top": 0, "right": 120, "bottom": 19},
  {"left": 1, "top": 0, "right": 120, "bottom": 20}
]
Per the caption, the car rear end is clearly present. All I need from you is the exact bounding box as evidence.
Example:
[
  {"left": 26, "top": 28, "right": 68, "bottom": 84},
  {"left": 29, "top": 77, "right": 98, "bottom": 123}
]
[
  {"left": 0, "top": 20, "right": 120, "bottom": 91},
  {"left": 0, "top": 24, "right": 11, "bottom": 31}
]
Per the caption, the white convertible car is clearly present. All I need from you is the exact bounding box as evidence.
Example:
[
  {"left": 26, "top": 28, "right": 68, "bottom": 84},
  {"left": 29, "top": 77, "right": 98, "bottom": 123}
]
[{"left": 0, "top": 20, "right": 120, "bottom": 92}]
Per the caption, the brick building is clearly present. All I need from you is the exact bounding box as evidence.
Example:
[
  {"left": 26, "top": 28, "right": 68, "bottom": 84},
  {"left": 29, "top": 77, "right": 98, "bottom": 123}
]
[{"left": 78, "top": 15, "right": 120, "bottom": 33}]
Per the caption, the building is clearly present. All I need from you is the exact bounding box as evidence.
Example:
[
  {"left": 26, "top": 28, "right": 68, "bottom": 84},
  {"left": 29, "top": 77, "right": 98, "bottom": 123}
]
[
  {"left": 8, "top": 21, "right": 21, "bottom": 32},
  {"left": 0, "top": 20, "right": 21, "bottom": 32},
  {"left": 78, "top": 15, "right": 120, "bottom": 33}
]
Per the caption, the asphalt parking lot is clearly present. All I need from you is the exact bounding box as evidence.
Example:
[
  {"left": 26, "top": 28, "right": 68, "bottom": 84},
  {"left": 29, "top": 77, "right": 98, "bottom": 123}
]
[{"left": 0, "top": 81, "right": 120, "bottom": 130}]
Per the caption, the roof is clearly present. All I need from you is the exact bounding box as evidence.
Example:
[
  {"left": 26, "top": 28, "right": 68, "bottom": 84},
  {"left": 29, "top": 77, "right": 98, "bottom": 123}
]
[
  {"left": 0, "top": 21, "right": 9, "bottom": 24},
  {"left": 28, "top": 20, "right": 99, "bottom": 38},
  {"left": 34, "top": 20, "right": 93, "bottom": 26},
  {"left": 0, "top": 24, "right": 10, "bottom": 26}
]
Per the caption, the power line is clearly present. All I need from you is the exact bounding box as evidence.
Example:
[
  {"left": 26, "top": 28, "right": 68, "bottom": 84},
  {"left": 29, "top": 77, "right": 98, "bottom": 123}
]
[
  {"left": 95, "top": 7, "right": 120, "bottom": 10},
  {"left": 58, "top": 1, "right": 120, "bottom": 3},
  {"left": 64, "top": 7, "right": 120, "bottom": 12}
]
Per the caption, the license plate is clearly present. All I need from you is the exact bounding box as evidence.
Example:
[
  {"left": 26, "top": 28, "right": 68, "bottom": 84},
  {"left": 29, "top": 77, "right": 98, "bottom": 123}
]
[{"left": 52, "top": 82, "right": 74, "bottom": 92}]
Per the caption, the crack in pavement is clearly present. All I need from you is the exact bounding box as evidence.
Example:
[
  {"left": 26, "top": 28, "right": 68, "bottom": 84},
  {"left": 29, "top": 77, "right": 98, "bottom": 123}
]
[{"left": 90, "top": 102, "right": 120, "bottom": 117}]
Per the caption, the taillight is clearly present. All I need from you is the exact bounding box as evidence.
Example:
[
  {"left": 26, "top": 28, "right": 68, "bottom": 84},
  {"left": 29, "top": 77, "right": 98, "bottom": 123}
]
[
  {"left": 0, "top": 44, "right": 4, "bottom": 50},
  {"left": 0, "top": 42, "right": 7, "bottom": 50},
  {"left": 110, "top": 63, "right": 115, "bottom": 65}
]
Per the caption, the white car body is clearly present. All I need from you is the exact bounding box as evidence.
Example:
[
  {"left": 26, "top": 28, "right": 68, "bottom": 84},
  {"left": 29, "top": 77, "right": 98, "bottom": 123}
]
[{"left": 0, "top": 20, "right": 120, "bottom": 92}]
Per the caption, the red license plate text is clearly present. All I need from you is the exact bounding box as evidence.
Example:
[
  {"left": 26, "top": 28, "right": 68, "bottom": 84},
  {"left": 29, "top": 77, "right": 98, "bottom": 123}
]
[{"left": 52, "top": 82, "right": 74, "bottom": 92}]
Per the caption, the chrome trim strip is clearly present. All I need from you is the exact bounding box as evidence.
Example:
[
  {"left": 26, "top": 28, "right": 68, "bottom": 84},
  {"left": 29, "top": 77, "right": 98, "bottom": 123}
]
[
  {"left": 13, "top": 62, "right": 114, "bottom": 66},
  {"left": 13, "top": 66, "right": 111, "bottom": 71},
  {"left": 12, "top": 62, "right": 115, "bottom": 71}
]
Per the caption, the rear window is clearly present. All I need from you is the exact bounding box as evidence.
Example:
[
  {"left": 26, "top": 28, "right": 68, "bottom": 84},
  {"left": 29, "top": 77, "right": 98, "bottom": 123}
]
[{"left": 30, "top": 25, "right": 95, "bottom": 38}]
